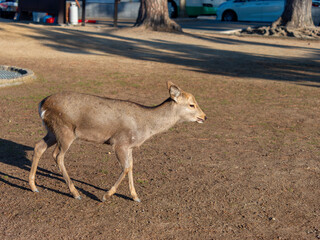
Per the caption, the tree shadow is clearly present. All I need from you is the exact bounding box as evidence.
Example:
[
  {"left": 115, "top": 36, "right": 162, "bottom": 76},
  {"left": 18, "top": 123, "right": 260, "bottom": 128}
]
[
  {"left": 0, "top": 138, "right": 131, "bottom": 202},
  {"left": 15, "top": 23, "right": 320, "bottom": 87}
]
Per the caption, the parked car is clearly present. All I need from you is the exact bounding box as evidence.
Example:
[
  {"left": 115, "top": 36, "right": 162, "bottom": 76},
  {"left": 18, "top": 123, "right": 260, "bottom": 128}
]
[
  {"left": 217, "top": 0, "right": 320, "bottom": 26},
  {"left": 0, "top": 0, "right": 18, "bottom": 19},
  {"left": 84, "top": 0, "right": 225, "bottom": 19},
  {"left": 169, "top": 0, "right": 227, "bottom": 18},
  {"left": 313, "top": 0, "right": 320, "bottom": 25}
]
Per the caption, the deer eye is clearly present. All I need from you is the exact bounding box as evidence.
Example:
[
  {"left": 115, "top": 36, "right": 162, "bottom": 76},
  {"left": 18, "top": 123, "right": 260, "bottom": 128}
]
[{"left": 189, "top": 104, "right": 195, "bottom": 108}]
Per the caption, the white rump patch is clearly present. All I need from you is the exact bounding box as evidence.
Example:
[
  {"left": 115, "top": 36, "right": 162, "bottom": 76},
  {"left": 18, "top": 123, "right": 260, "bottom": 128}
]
[
  {"left": 40, "top": 109, "right": 46, "bottom": 119},
  {"left": 38, "top": 103, "right": 47, "bottom": 127}
]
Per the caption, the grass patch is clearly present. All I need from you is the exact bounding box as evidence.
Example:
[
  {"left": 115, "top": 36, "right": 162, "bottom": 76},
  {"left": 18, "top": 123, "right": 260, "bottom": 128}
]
[
  {"left": 115, "top": 80, "right": 140, "bottom": 88},
  {"left": 137, "top": 179, "right": 148, "bottom": 185}
]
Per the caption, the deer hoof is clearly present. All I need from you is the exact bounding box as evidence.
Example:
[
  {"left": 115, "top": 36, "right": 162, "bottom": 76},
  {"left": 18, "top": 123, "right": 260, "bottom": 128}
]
[
  {"left": 75, "top": 195, "right": 82, "bottom": 200},
  {"left": 102, "top": 195, "right": 108, "bottom": 202},
  {"left": 34, "top": 189, "right": 39, "bottom": 193},
  {"left": 134, "top": 197, "right": 141, "bottom": 203}
]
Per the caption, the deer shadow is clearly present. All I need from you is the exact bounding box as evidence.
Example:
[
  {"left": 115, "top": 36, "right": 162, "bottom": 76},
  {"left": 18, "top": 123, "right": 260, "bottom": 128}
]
[{"left": 0, "top": 138, "right": 131, "bottom": 202}]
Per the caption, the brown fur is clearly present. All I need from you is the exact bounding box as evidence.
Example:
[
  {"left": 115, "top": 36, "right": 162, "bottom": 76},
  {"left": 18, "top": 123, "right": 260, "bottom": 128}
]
[{"left": 29, "top": 81, "right": 206, "bottom": 202}]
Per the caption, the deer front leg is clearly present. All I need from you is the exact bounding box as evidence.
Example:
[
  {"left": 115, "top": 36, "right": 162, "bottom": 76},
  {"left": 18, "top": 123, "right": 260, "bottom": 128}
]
[
  {"left": 127, "top": 150, "right": 140, "bottom": 202},
  {"left": 102, "top": 146, "right": 140, "bottom": 202},
  {"left": 128, "top": 169, "right": 140, "bottom": 202}
]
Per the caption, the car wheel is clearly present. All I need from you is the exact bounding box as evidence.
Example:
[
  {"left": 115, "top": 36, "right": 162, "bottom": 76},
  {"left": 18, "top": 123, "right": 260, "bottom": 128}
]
[
  {"left": 168, "top": 0, "right": 178, "bottom": 18},
  {"left": 222, "top": 10, "right": 237, "bottom": 21}
]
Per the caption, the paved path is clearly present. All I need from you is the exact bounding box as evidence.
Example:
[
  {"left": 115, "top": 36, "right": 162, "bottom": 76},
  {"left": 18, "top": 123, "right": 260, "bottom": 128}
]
[
  {"left": 82, "top": 17, "right": 270, "bottom": 34},
  {"left": 177, "top": 17, "right": 270, "bottom": 34}
]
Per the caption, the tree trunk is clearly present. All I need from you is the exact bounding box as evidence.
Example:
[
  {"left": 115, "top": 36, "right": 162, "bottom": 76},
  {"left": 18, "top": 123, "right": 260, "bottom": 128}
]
[
  {"left": 272, "top": 0, "right": 314, "bottom": 28},
  {"left": 242, "top": 0, "right": 319, "bottom": 38},
  {"left": 135, "top": 0, "right": 182, "bottom": 32}
]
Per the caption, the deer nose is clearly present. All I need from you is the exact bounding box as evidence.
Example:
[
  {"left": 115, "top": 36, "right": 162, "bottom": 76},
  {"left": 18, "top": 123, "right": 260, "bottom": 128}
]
[{"left": 205, "top": 116, "right": 207, "bottom": 121}]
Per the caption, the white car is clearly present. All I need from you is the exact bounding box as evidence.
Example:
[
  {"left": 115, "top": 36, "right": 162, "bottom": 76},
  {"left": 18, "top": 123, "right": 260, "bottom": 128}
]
[{"left": 217, "top": 0, "right": 320, "bottom": 25}]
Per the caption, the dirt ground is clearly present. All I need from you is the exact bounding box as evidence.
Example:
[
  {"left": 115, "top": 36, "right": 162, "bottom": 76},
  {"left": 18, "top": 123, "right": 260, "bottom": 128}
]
[{"left": 0, "top": 19, "right": 320, "bottom": 240}]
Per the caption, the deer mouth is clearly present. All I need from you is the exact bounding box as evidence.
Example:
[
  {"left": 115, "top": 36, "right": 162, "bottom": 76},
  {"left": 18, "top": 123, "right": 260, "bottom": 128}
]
[{"left": 196, "top": 117, "right": 205, "bottom": 123}]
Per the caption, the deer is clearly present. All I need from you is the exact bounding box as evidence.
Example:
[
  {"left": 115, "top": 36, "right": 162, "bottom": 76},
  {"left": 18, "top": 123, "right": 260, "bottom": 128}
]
[{"left": 29, "top": 81, "right": 207, "bottom": 202}]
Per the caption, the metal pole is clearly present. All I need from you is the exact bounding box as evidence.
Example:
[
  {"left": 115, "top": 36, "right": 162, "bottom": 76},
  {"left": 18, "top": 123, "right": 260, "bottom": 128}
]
[
  {"left": 114, "top": 0, "right": 120, "bottom": 27},
  {"left": 58, "top": 0, "right": 66, "bottom": 24},
  {"left": 82, "top": 0, "right": 86, "bottom": 26},
  {"left": 180, "top": 0, "right": 187, "bottom": 18}
]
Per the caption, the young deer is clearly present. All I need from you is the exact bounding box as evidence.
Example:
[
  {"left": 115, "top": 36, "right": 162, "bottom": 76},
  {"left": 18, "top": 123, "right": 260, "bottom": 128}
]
[{"left": 29, "top": 81, "right": 206, "bottom": 202}]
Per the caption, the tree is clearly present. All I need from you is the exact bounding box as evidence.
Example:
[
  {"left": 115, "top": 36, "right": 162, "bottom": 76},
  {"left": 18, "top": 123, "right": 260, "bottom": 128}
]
[
  {"left": 243, "top": 0, "right": 319, "bottom": 38},
  {"left": 272, "top": 0, "right": 314, "bottom": 29},
  {"left": 135, "top": 0, "right": 182, "bottom": 32}
]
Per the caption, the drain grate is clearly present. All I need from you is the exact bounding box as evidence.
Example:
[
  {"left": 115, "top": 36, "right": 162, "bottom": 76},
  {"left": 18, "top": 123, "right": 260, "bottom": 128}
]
[
  {"left": 0, "top": 65, "right": 34, "bottom": 87},
  {"left": 0, "top": 69, "right": 23, "bottom": 79}
]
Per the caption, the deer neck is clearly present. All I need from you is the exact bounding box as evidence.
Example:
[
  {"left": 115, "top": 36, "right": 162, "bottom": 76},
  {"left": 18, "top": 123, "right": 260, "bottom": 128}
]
[{"left": 143, "top": 98, "right": 180, "bottom": 137}]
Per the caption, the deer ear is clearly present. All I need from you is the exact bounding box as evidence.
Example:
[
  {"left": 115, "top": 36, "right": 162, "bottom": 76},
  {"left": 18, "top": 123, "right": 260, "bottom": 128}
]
[{"left": 167, "top": 81, "right": 181, "bottom": 102}]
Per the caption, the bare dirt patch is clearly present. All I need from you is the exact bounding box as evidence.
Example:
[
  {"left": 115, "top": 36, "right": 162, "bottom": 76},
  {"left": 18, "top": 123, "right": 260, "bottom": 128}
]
[{"left": 0, "top": 20, "right": 320, "bottom": 239}]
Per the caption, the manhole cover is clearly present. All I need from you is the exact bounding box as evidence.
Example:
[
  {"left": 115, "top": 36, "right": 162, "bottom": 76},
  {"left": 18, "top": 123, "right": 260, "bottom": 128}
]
[{"left": 0, "top": 65, "right": 34, "bottom": 87}]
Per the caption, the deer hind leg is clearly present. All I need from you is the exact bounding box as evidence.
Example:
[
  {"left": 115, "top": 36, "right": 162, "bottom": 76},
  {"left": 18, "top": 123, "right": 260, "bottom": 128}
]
[
  {"left": 103, "top": 146, "right": 140, "bottom": 202},
  {"left": 29, "top": 131, "right": 56, "bottom": 193},
  {"left": 52, "top": 145, "right": 59, "bottom": 163},
  {"left": 55, "top": 127, "right": 80, "bottom": 199}
]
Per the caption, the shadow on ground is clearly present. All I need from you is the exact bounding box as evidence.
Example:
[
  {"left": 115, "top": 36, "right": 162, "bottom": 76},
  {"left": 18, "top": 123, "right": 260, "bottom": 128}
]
[
  {"left": 16, "top": 22, "right": 320, "bottom": 87},
  {"left": 0, "top": 138, "right": 130, "bottom": 201}
]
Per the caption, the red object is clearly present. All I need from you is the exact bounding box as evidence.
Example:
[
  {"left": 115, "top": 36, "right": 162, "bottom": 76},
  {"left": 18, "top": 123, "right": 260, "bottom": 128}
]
[
  {"left": 78, "top": 19, "right": 97, "bottom": 24},
  {"left": 46, "top": 17, "right": 55, "bottom": 24}
]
